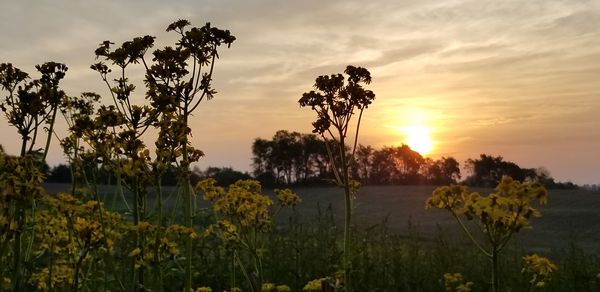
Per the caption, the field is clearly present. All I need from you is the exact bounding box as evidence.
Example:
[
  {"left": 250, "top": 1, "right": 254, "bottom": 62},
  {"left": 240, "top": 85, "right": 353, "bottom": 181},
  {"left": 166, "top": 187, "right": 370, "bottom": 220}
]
[
  {"left": 290, "top": 185, "right": 600, "bottom": 252},
  {"left": 0, "top": 180, "right": 595, "bottom": 291},
  {"left": 45, "top": 182, "right": 600, "bottom": 251}
]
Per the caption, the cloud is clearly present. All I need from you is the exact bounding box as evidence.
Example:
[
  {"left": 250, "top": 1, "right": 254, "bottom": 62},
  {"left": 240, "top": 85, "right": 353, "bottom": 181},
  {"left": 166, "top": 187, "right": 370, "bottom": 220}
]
[{"left": 0, "top": 0, "right": 599, "bottom": 183}]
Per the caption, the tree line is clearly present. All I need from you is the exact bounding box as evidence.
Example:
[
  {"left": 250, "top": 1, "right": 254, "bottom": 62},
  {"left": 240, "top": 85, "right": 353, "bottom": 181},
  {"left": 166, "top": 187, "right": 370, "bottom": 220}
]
[
  {"left": 44, "top": 129, "right": 576, "bottom": 189},
  {"left": 249, "top": 130, "right": 577, "bottom": 188}
]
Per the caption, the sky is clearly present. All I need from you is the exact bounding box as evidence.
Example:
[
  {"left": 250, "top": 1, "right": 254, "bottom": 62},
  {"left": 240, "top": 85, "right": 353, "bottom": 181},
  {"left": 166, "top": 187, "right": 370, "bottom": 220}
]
[{"left": 0, "top": 0, "right": 599, "bottom": 184}]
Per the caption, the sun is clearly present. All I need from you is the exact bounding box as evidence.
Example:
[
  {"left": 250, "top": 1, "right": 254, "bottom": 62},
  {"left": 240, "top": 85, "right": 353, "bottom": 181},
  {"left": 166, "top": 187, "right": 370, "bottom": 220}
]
[{"left": 403, "top": 125, "right": 434, "bottom": 155}]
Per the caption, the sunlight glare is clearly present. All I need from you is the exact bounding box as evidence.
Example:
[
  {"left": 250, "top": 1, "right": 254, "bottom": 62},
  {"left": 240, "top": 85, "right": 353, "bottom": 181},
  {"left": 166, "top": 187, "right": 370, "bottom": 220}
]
[{"left": 403, "top": 125, "right": 434, "bottom": 155}]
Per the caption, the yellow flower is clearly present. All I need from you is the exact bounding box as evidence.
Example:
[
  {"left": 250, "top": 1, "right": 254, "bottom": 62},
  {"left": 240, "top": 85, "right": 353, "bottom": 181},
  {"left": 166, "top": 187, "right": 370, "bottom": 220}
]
[
  {"left": 128, "top": 247, "right": 141, "bottom": 257},
  {"left": 303, "top": 278, "right": 323, "bottom": 291},
  {"left": 81, "top": 199, "right": 99, "bottom": 209},
  {"left": 261, "top": 282, "right": 276, "bottom": 292},
  {"left": 522, "top": 254, "right": 557, "bottom": 288},
  {"left": 195, "top": 287, "right": 212, "bottom": 292},
  {"left": 137, "top": 221, "right": 153, "bottom": 232},
  {"left": 276, "top": 285, "right": 291, "bottom": 292},
  {"left": 443, "top": 273, "right": 473, "bottom": 292},
  {"left": 275, "top": 189, "right": 302, "bottom": 207}
]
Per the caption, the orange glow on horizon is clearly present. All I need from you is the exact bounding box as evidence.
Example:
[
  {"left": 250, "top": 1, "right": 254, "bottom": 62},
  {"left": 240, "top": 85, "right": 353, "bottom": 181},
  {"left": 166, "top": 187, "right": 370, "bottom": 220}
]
[{"left": 402, "top": 125, "right": 434, "bottom": 155}]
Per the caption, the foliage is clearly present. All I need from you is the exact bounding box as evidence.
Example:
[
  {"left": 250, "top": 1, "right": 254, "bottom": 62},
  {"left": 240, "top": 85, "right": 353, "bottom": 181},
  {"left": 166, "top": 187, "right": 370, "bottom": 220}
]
[
  {"left": 198, "top": 178, "right": 300, "bottom": 291},
  {"left": 522, "top": 254, "right": 558, "bottom": 289},
  {"left": 0, "top": 62, "right": 67, "bottom": 158},
  {"left": 465, "top": 154, "right": 576, "bottom": 189},
  {"left": 427, "top": 176, "right": 549, "bottom": 292},
  {"left": 196, "top": 166, "right": 252, "bottom": 186},
  {"left": 443, "top": 273, "right": 474, "bottom": 292}
]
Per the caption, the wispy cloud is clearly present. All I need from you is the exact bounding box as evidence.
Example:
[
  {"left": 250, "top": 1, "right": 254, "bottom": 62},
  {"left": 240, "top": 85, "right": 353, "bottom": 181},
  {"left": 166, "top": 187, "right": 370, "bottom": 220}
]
[{"left": 0, "top": 0, "right": 598, "bottom": 183}]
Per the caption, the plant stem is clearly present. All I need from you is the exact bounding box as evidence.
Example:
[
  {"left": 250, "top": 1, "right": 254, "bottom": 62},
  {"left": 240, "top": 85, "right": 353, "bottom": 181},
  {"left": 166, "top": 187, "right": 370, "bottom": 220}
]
[
  {"left": 154, "top": 173, "right": 164, "bottom": 292},
  {"left": 339, "top": 133, "right": 352, "bottom": 292},
  {"left": 42, "top": 104, "right": 58, "bottom": 162},
  {"left": 235, "top": 251, "right": 256, "bottom": 292},
  {"left": 182, "top": 111, "right": 193, "bottom": 292},
  {"left": 73, "top": 247, "right": 89, "bottom": 292},
  {"left": 491, "top": 246, "right": 499, "bottom": 292}
]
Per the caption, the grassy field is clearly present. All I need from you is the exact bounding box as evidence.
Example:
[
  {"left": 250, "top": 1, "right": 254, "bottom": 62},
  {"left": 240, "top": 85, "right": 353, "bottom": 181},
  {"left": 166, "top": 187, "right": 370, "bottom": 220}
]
[
  {"left": 291, "top": 185, "right": 600, "bottom": 252},
  {"left": 45, "top": 183, "right": 600, "bottom": 252}
]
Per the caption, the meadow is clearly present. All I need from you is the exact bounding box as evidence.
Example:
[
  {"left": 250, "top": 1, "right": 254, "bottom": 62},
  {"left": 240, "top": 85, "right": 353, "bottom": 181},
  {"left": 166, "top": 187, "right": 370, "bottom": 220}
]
[
  {"left": 34, "top": 183, "right": 600, "bottom": 291},
  {"left": 290, "top": 185, "right": 600, "bottom": 252},
  {"left": 47, "top": 183, "right": 600, "bottom": 252}
]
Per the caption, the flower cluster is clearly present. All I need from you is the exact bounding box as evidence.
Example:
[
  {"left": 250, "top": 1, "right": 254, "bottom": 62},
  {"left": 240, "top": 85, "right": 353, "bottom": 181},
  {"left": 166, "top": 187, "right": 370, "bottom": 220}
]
[
  {"left": 198, "top": 179, "right": 273, "bottom": 231},
  {"left": 261, "top": 282, "right": 291, "bottom": 292},
  {"left": 303, "top": 278, "right": 323, "bottom": 291},
  {"left": 522, "top": 254, "right": 558, "bottom": 288},
  {"left": 275, "top": 188, "right": 302, "bottom": 207},
  {"left": 204, "top": 220, "right": 239, "bottom": 247},
  {"left": 443, "top": 273, "right": 474, "bottom": 292},
  {"left": 125, "top": 222, "right": 197, "bottom": 269},
  {"left": 29, "top": 193, "right": 127, "bottom": 290},
  {"left": 426, "top": 176, "right": 548, "bottom": 243}
]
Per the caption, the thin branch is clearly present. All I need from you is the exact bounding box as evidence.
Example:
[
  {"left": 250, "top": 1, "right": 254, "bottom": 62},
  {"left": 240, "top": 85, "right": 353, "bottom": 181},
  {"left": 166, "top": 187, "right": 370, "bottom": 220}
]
[
  {"left": 322, "top": 134, "right": 343, "bottom": 186},
  {"left": 189, "top": 52, "right": 217, "bottom": 113},
  {"left": 451, "top": 210, "right": 492, "bottom": 258},
  {"left": 350, "top": 108, "right": 364, "bottom": 160}
]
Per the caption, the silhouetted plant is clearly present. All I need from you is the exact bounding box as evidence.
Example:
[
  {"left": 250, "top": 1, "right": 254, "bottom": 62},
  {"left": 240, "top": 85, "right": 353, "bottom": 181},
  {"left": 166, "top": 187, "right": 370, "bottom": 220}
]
[
  {"left": 91, "top": 31, "right": 158, "bottom": 290},
  {"left": 299, "top": 65, "right": 375, "bottom": 291},
  {"left": 144, "top": 19, "right": 235, "bottom": 291},
  {"left": 92, "top": 19, "right": 235, "bottom": 291},
  {"left": 0, "top": 62, "right": 68, "bottom": 290}
]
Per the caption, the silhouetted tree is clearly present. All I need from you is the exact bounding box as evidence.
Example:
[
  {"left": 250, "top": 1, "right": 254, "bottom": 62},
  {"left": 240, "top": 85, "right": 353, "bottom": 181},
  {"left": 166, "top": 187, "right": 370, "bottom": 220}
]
[
  {"left": 423, "top": 156, "right": 460, "bottom": 185},
  {"left": 465, "top": 154, "right": 543, "bottom": 187},
  {"left": 251, "top": 131, "right": 333, "bottom": 185},
  {"left": 195, "top": 166, "right": 251, "bottom": 186},
  {"left": 47, "top": 164, "right": 72, "bottom": 183},
  {"left": 353, "top": 144, "right": 373, "bottom": 182}
]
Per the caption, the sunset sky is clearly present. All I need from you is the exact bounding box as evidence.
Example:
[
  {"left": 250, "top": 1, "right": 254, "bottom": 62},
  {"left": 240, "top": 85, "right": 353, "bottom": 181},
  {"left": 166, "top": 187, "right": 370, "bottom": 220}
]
[{"left": 1, "top": 0, "right": 599, "bottom": 184}]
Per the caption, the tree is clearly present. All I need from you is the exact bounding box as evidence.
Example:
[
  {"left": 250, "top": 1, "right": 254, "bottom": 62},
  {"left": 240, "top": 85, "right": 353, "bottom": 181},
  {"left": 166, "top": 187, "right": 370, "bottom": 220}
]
[
  {"left": 465, "top": 154, "right": 539, "bottom": 187},
  {"left": 299, "top": 65, "right": 375, "bottom": 291},
  {"left": 353, "top": 144, "right": 373, "bottom": 183},
  {"left": 196, "top": 166, "right": 251, "bottom": 186},
  {"left": 252, "top": 138, "right": 274, "bottom": 178},
  {"left": 424, "top": 156, "right": 461, "bottom": 185},
  {"left": 47, "top": 164, "right": 72, "bottom": 183},
  {"left": 251, "top": 131, "right": 331, "bottom": 185}
]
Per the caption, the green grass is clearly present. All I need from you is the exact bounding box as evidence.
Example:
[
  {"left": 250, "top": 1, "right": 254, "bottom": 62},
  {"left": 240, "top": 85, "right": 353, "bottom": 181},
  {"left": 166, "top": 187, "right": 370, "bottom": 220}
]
[
  {"left": 40, "top": 183, "right": 600, "bottom": 291},
  {"left": 45, "top": 183, "right": 600, "bottom": 252},
  {"left": 288, "top": 185, "right": 600, "bottom": 252}
]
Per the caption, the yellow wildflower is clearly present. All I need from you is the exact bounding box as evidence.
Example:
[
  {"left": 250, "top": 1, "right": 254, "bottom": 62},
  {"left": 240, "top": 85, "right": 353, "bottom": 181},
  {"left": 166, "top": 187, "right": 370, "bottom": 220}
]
[
  {"left": 276, "top": 285, "right": 291, "bottom": 292},
  {"left": 275, "top": 189, "right": 302, "bottom": 207},
  {"left": 261, "top": 282, "right": 276, "bottom": 292},
  {"left": 303, "top": 278, "right": 323, "bottom": 291},
  {"left": 522, "top": 254, "right": 558, "bottom": 288},
  {"left": 137, "top": 221, "right": 154, "bottom": 232},
  {"left": 443, "top": 273, "right": 473, "bottom": 292},
  {"left": 128, "top": 247, "right": 141, "bottom": 257}
]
